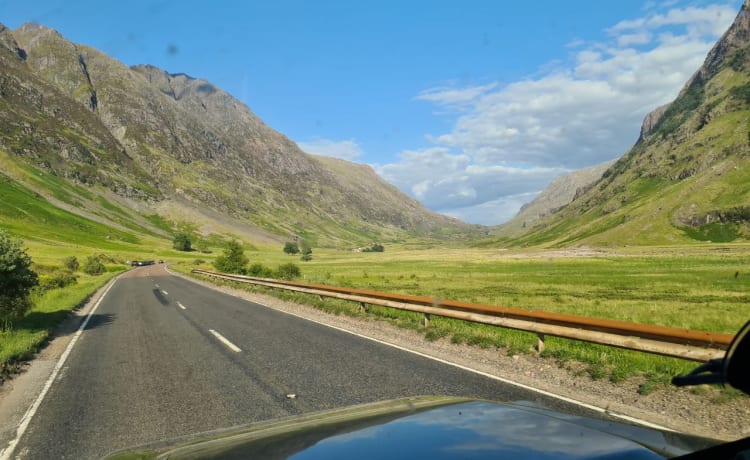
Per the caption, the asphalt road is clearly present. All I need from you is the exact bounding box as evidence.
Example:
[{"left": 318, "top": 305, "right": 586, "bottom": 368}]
[{"left": 8, "top": 265, "right": 596, "bottom": 459}]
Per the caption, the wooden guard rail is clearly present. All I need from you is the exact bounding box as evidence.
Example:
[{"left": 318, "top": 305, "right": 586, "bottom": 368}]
[{"left": 191, "top": 269, "right": 734, "bottom": 362}]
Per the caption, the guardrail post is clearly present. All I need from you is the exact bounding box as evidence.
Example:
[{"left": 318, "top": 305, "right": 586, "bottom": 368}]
[
  {"left": 536, "top": 333, "right": 545, "bottom": 353},
  {"left": 424, "top": 313, "right": 431, "bottom": 328},
  {"left": 359, "top": 302, "right": 368, "bottom": 314}
]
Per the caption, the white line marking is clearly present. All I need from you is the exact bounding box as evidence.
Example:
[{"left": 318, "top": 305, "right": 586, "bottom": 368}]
[
  {"left": 251, "top": 302, "right": 675, "bottom": 432},
  {"left": 0, "top": 278, "right": 118, "bottom": 460},
  {"left": 161, "top": 290, "right": 168, "bottom": 296},
  {"left": 209, "top": 329, "right": 242, "bottom": 353},
  {"left": 169, "top": 267, "right": 675, "bottom": 432},
  {"left": 155, "top": 283, "right": 159, "bottom": 288},
  {"left": 177, "top": 301, "right": 186, "bottom": 310}
]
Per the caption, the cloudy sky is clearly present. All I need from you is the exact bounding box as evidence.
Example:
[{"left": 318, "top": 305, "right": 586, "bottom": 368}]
[{"left": 1, "top": 1, "right": 742, "bottom": 224}]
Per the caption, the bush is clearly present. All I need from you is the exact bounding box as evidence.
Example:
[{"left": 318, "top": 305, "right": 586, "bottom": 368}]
[
  {"left": 173, "top": 233, "right": 192, "bottom": 251},
  {"left": 214, "top": 240, "right": 249, "bottom": 274},
  {"left": 248, "top": 263, "right": 273, "bottom": 277},
  {"left": 362, "top": 243, "right": 384, "bottom": 253},
  {"left": 82, "top": 255, "right": 105, "bottom": 276},
  {"left": 38, "top": 270, "right": 78, "bottom": 291},
  {"left": 283, "top": 242, "right": 300, "bottom": 255},
  {"left": 300, "top": 253, "right": 313, "bottom": 262},
  {"left": 0, "top": 230, "right": 38, "bottom": 321},
  {"left": 277, "top": 263, "right": 301, "bottom": 280},
  {"left": 62, "top": 256, "right": 79, "bottom": 271}
]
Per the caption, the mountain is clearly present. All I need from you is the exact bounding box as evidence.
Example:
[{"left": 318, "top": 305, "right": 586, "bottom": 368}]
[
  {"left": 0, "top": 23, "right": 478, "bottom": 247},
  {"left": 492, "top": 159, "right": 616, "bottom": 238},
  {"left": 497, "top": 1, "right": 750, "bottom": 247}
]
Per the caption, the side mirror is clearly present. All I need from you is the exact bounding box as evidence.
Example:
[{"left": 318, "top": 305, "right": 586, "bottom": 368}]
[
  {"left": 724, "top": 320, "right": 750, "bottom": 394},
  {"left": 672, "top": 320, "right": 750, "bottom": 393}
]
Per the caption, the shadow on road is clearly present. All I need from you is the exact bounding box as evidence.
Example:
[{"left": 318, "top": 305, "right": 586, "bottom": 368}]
[
  {"left": 82, "top": 312, "right": 116, "bottom": 331},
  {"left": 153, "top": 288, "right": 169, "bottom": 305}
]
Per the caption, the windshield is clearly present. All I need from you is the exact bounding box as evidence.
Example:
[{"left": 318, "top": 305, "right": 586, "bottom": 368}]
[{"left": 0, "top": 1, "right": 748, "bottom": 459}]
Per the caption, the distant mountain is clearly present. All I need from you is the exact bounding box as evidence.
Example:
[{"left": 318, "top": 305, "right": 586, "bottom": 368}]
[
  {"left": 493, "top": 159, "right": 616, "bottom": 238},
  {"left": 496, "top": 0, "right": 750, "bottom": 247},
  {"left": 0, "top": 23, "right": 478, "bottom": 247}
]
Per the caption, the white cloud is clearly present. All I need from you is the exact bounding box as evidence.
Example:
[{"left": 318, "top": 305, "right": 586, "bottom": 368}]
[
  {"left": 375, "top": 148, "right": 565, "bottom": 212},
  {"left": 296, "top": 138, "right": 364, "bottom": 161},
  {"left": 415, "top": 82, "right": 499, "bottom": 107},
  {"left": 375, "top": 2, "right": 736, "bottom": 225}
]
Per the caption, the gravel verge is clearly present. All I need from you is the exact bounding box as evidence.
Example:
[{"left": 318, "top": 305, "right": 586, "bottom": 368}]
[{"left": 179, "top": 271, "right": 750, "bottom": 442}]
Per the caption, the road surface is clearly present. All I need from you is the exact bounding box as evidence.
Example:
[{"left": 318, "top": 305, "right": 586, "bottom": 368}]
[{"left": 3, "top": 265, "right": 597, "bottom": 459}]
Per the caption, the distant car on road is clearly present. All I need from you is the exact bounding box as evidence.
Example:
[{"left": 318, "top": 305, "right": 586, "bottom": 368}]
[{"left": 131, "top": 260, "right": 156, "bottom": 267}]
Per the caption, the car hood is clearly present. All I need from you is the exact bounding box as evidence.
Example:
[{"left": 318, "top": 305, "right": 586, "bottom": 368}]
[{"left": 104, "top": 396, "right": 716, "bottom": 460}]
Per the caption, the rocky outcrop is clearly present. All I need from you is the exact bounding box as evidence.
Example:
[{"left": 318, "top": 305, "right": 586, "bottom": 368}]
[
  {"left": 638, "top": 104, "right": 670, "bottom": 141},
  {"left": 0, "top": 22, "right": 477, "bottom": 244}
]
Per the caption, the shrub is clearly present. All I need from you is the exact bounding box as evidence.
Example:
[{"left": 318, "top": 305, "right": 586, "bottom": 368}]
[
  {"left": 248, "top": 263, "right": 273, "bottom": 277},
  {"left": 62, "top": 256, "right": 79, "bottom": 271},
  {"left": 0, "top": 229, "right": 38, "bottom": 321},
  {"left": 214, "top": 240, "right": 248, "bottom": 274},
  {"left": 173, "top": 233, "right": 192, "bottom": 251},
  {"left": 82, "top": 255, "right": 105, "bottom": 276},
  {"left": 283, "top": 242, "right": 300, "bottom": 255},
  {"left": 300, "top": 253, "right": 313, "bottom": 262},
  {"left": 38, "top": 270, "right": 78, "bottom": 291},
  {"left": 277, "top": 263, "right": 301, "bottom": 280}
]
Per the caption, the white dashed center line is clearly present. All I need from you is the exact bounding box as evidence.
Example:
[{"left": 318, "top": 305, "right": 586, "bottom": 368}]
[
  {"left": 209, "top": 329, "right": 242, "bottom": 353},
  {"left": 176, "top": 302, "right": 186, "bottom": 310},
  {"left": 161, "top": 290, "right": 168, "bottom": 296}
]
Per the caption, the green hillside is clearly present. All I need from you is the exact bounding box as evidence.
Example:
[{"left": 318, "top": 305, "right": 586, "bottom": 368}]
[{"left": 485, "top": 9, "right": 750, "bottom": 248}]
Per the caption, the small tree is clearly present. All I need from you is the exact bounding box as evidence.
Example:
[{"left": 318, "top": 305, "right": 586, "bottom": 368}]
[
  {"left": 283, "top": 242, "right": 300, "bottom": 255},
  {"left": 82, "top": 255, "right": 105, "bottom": 275},
  {"left": 62, "top": 256, "right": 79, "bottom": 271},
  {"left": 277, "top": 263, "right": 301, "bottom": 280},
  {"left": 0, "top": 230, "right": 38, "bottom": 321},
  {"left": 214, "top": 240, "right": 248, "bottom": 274},
  {"left": 173, "top": 233, "right": 192, "bottom": 251}
]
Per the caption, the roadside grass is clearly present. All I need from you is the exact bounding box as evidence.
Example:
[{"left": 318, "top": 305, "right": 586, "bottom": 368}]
[
  {"left": 0, "top": 271, "right": 120, "bottom": 374},
  {"left": 180, "top": 244, "right": 750, "bottom": 392}
]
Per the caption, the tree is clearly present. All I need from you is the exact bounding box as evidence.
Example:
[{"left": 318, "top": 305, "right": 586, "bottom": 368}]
[
  {"left": 0, "top": 230, "right": 39, "bottom": 321},
  {"left": 214, "top": 240, "right": 248, "bottom": 274},
  {"left": 283, "top": 242, "right": 300, "bottom": 255},
  {"left": 173, "top": 233, "right": 192, "bottom": 251},
  {"left": 62, "top": 256, "right": 79, "bottom": 271},
  {"left": 82, "top": 255, "right": 105, "bottom": 275}
]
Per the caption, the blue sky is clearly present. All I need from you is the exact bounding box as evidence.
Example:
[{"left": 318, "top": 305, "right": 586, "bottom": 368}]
[{"left": 0, "top": 1, "right": 743, "bottom": 224}]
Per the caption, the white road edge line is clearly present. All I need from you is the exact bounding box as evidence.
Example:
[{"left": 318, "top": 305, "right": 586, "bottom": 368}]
[
  {"left": 209, "top": 329, "right": 242, "bottom": 353},
  {"left": 253, "top": 301, "right": 675, "bottom": 432},
  {"left": 169, "top": 266, "right": 674, "bottom": 432},
  {"left": 0, "top": 278, "right": 118, "bottom": 460},
  {"left": 177, "top": 301, "right": 186, "bottom": 310}
]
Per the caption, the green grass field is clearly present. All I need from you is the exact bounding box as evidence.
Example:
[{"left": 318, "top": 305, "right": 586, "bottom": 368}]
[{"left": 181, "top": 243, "right": 750, "bottom": 392}]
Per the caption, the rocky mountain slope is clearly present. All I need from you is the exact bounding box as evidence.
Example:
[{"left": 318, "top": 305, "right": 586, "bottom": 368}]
[
  {"left": 493, "top": 159, "right": 616, "bottom": 238},
  {"left": 0, "top": 23, "right": 477, "bottom": 247},
  {"left": 497, "top": 0, "right": 750, "bottom": 247}
]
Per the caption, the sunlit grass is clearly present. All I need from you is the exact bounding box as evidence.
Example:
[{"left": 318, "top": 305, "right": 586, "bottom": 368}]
[{"left": 0, "top": 272, "right": 119, "bottom": 369}]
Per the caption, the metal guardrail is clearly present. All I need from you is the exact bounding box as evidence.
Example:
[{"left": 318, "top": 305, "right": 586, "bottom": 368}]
[{"left": 191, "top": 269, "right": 734, "bottom": 362}]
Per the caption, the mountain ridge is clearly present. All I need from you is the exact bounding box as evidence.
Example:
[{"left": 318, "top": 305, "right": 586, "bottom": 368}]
[
  {"left": 0, "top": 22, "right": 479, "bottom": 247},
  {"left": 498, "top": 0, "right": 750, "bottom": 247}
]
